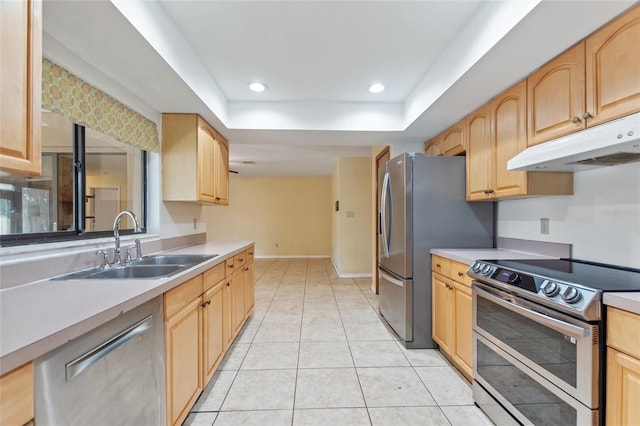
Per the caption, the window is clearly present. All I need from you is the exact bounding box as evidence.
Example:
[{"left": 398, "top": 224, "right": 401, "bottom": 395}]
[{"left": 0, "top": 110, "right": 146, "bottom": 246}]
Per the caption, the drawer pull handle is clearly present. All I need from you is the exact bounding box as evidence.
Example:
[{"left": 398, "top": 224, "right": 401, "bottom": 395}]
[
  {"left": 458, "top": 272, "right": 464, "bottom": 277},
  {"left": 436, "top": 264, "right": 441, "bottom": 268}
]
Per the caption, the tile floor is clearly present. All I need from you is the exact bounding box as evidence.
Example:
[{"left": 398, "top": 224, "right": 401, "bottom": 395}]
[{"left": 183, "top": 258, "right": 493, "bottom": 426}]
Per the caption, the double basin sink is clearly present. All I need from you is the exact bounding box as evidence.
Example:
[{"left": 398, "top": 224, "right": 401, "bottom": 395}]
[{"left": 52, "top": 254, "right": 218, "bottom": 280}]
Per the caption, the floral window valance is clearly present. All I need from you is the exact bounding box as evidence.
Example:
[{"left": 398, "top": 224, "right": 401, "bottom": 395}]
[{"left": 41, "top": 58, "right": 160, "bottom": 153}]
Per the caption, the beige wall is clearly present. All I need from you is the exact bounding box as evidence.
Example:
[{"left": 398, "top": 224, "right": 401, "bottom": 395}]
[
  {"left": 203, "top": 176, "right": 332, "bottom": 257},
  {"left": 331, "top": 157, "right": 373, "bottom": 276},
  {"left": 331, "top": 165, "right": 340, "bottom": 269}
]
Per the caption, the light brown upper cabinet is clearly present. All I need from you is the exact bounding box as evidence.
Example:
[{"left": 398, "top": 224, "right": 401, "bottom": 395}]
[
  {"left": 528, "top": 5, "right": 640, "bottom": 146},
  {"left": 441, "top": 120, "right": 466, "bottom": 156},
  {"left": 467, "top": 82, "right": 573, "bottom": 201},
  {"left": 586, "top": 5, "right": 640, "bottom": 127},
  {"left": 424, "top": 120, "right": 465, "bottom": 157},
  {"left": 0, "top": 0, "right": 42, "bottom": 175},
  {"left": 527, "top": 42, "right": 586, "bottom": 146},
  {"left": 424, "top": 138, "right": 442, "bottom": 157},
  {"left": 493, "top": 82, "right": 528, "bottom": 198},
  {"left": 162, "top": 114, "right": 229, "bottom": 205},
  {"left": 465, "top": 103, "right": 493, "bottom": 201}
]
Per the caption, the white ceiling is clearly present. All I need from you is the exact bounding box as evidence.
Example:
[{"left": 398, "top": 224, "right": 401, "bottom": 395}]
[{"left": 41, "top": 0, "right": 636, "bottom": 176}]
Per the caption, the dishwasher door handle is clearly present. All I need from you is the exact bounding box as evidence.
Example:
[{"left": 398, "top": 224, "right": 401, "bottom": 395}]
[{"left": 66, "top": 315, "right": 153, "bottom": 381}]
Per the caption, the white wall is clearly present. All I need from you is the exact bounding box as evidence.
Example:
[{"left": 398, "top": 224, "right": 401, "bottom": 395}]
[{"left": 497, "top": 162, "right": 640, "bottom": 268}]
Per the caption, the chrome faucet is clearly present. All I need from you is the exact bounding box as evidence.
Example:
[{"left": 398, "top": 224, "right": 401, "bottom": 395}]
[{"left": 112, "top": 211, "right": 142, "bottom": 265}]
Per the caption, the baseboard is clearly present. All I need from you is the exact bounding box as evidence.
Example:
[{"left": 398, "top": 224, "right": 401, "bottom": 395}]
[{"left": 330, "top": 258, "right": 373, "bottom": 278}]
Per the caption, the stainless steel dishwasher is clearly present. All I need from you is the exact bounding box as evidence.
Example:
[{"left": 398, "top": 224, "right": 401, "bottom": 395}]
[{"left": 34, "top": 296, "right": 166, "bottom": 425}]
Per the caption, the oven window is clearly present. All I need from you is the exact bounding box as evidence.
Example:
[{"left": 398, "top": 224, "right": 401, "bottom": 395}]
[
  {"left": 476, "top": 296, "right": 577, "bottom": 386},
  {"left": 477, "top": 339, "right": 577, "bottom": 425}
]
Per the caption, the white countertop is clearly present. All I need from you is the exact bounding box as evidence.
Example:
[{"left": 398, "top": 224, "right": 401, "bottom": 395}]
[
  {"left": 604, "top": 292, "right": 640, "bottom": 315},
  {"left": 430, "top": 248, "right": 555, "bottom": 265},
  {"left": 0, "top": 240, "right": 253, "bottom": 375}
]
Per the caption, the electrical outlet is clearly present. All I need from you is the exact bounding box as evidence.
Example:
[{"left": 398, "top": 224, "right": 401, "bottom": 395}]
[{"left": 540, "top": 218, "right": 550, "bottom": 235}]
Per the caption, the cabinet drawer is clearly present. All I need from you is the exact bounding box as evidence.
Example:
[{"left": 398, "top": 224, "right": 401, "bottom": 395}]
[
  {"left": 432, "top": 256, "right": 451, "bottom": 277},
  {"left": 164, "top": 275, "right": 203, "bottom": 319},
  {"left": 203, "top": 263, "right": 225, "bottom": 292},
  {"left": 225, "top": 258, "right": 235, "bottom": 275},
  {"left": 451, "top": 261, "right": 472, "bottom": 287},
  {"left": 246, "top": 246, "right": 255, "bottom": 261},
  {"left": 607, "top": 307, "right": 640, "bottom": 357},
  {"left": 0, "top": 362, "right": 34, "bottom": 426},
  {"left": 234, "top": 252, "right": 246, "bottom": 269}
]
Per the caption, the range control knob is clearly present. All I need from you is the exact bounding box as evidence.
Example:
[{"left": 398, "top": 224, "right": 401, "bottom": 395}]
[
  {"left": 561, "top": 286, "right": 582, "bottom": 304},
  {"left": 541, "top": 280, "right": 560, "bottom": 297},
  {"left": 472, "top": 263, "right": 482, "bottom": 273},
  {"left": 481, "top": 265, "right": 493, "bottom": 276},
  {"left": 507, "top": 273, "right": 521, "bottom": 284}
]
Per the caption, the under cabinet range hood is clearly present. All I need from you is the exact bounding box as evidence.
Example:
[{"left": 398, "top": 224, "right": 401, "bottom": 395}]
[{"left": 508, "top": 112, "right": 640, "bottom": 172}]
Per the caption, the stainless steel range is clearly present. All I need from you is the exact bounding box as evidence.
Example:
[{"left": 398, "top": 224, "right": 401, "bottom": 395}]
[{"left": 467, "top": 258, "right": 640, "bottom": 426}]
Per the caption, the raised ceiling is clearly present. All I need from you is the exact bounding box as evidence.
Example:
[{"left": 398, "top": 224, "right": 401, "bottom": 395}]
[{"left": 42, "top": 0, "right": 635, "bottom": 176}]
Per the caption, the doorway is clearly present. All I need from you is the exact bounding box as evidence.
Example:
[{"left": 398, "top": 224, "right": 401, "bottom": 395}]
[
  {"left": 374, "top": 147, "right": 390, "bottom": 294},
  {"left": 88, "top": 187, "right": 119, "bottom": 231}
]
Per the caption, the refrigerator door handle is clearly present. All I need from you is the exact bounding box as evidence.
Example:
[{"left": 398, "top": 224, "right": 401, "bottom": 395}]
[
  {"left": 381, "top": 172, "right": 391, "bottom": 258},
  {"left": 380, "top": 269, "right": 405, "bottom": 287}
]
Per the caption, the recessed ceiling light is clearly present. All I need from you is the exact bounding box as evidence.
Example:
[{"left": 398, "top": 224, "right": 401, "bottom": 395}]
[
  {"left": 249, "top": 82, "right": 267, "bottom": 92},
  {"left": 368, "top": 83, "right": 385, "bottom": 93}
]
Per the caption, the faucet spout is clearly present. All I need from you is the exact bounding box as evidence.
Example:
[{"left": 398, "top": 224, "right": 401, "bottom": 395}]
[{"left": 112, "top": 211, "right": 142, "bottom": 265}]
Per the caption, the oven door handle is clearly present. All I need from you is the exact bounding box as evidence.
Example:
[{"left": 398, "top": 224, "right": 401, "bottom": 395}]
[{"left": 474, "top": 285, "right": 590, "bottom": 338}]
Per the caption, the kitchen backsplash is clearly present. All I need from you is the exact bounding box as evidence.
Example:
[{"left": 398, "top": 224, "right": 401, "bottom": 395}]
[{"left": 497, "top": 162, "right": 640, "bottom": 268}]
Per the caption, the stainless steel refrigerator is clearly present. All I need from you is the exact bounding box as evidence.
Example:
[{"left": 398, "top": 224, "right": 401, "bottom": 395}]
[{"left": 378, "top": 152, "right": 493, "bottom": 349}]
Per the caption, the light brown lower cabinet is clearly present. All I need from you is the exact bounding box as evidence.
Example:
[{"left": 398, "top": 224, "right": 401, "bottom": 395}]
[
  {"left": 606, "top": 306, "right": 640, "bottom": 426},
  {"left": 431, "top": 255, "right": 473, "bottom": 381},
  {"left": 164, "top": 246, "right": 254, "bottom": 426},
  {"left": 0, "top": 362, "right": 34, "bottom": 426},
  {"left": 165, "top": 296, "right": 202, "bottom": 426}
]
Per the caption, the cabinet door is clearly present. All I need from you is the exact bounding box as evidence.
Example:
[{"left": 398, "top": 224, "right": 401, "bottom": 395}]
[
  {"left": 527, "top": 42, "right": 586, "bottom": 146},
  {"left": 165, "top": 298, "right": 202, "bottom": 426},
  {"left": 424, "top": 137, "right": 442, "bottom": 157},
  {"left": 0, "top": 0, "right": 41, "bottom": 175},
  {"left": 197, "top": 122, "right": 217, "bottom": 203},
  {"left": 492, "top": 81, "right": 528, "bottom": 199},
  {"left": 214, "top": 137, "right": 229, "bottom": 205},
  {"left": 453, "top": 284, "right": 472, "bottom": 380},
  {"left": 606, "top": 348, "right": 640, "bottom": 426},
  {"left": 465, "top": 104, "right": 493, "bottom": 201},
  {"left": 232, "top": 271, "right": 246, "bottom": 335},
  {"left": 442, "top": 120, "right": 465, "bottom": 156},
  {"left": 432, "top": 273, "right": 452, "bottom": 354},
  {"left": 202, "top": 281, "right": 225, "bottom": 384},
  {"left": 0, "top": 362, "right": 33, "bottom": 426},
  {"left": 244, "top": 260, "right": 255, "bottom": 315},
  {"left": 223, "top": 277, "right": 233, "bottom": 348},
  {"left": 586, "top": 5, "right": 640, "bottom": 127}
]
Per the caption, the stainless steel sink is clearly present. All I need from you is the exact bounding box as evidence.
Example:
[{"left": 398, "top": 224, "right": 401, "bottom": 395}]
[
  {"left": 133, "top": 254, "right": 217, "bottom": 266},
  {"left": 89, "top": 265, "right": 186, "bottom": 279},
  {"left": 51, "top": 254, "right": 218, "bottom": 280}
]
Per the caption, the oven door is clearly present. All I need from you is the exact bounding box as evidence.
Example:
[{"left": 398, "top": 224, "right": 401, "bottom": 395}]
[
  {"left": 474, "top": 332, "right": 599, "bottom": 426},
  {"left": 472, "top": 282, "right": 600, "bottom": 408}
]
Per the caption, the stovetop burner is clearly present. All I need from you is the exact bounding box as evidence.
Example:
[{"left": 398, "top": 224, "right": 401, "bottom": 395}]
[
  {"left": 484, "top": 258, "right": 640, "bottom": 292},
  {"left": 467, "top": 258, "right": 640, "bottom": 321}
]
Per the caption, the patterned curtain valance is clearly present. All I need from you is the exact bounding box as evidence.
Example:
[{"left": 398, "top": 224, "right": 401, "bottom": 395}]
[{"left": 42, "top": 58, "right": 160, "bottom": 153}]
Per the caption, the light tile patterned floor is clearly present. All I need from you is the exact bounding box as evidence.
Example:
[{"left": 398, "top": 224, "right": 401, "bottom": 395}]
[{"left": 184, "top": 258, "right": 493, "bottom": 426}]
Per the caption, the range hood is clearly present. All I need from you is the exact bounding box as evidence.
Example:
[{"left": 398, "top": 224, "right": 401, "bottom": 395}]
[{"left": 508, "top": 112, "right": 640, "bottom": 172}]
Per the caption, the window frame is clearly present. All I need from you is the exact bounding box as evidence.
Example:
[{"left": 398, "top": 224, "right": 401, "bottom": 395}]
[{"left": 0, "top": 123, "right": 147, "bottom": 247}]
